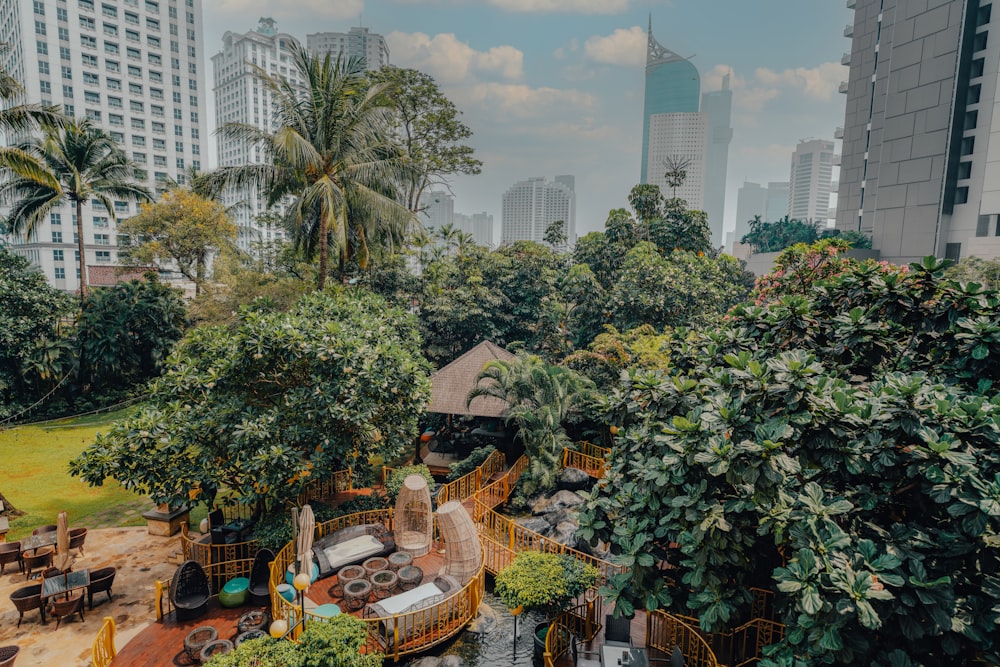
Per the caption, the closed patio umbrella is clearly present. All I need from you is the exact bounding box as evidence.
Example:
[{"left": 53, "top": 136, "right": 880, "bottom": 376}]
[
  {"left": 56, "top": 511, "right": 70, "bottom": 570},
  {"left": 296, "top": 504, "right": 315, "bottom": 580}
]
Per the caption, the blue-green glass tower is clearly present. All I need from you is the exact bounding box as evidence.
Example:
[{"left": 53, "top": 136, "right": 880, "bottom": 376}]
[{"left": 640, "top": 17, "right": 701, "bottom": 183}]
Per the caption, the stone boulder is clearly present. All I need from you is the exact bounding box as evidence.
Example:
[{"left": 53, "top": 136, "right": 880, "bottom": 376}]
[
  {"left": 516, "top": 516, "right": 552, "bottom": 535},
  {"left": 531, "top": 490, "right": 585, "bottom": 515},
  {"left": 557, "top": 467, "right": 592, "bottom": 492},
  {"left": 440, "top": 656, "right": 467, "bottom": 667},
  {"left": 550, "top": 521, "right": 579, "bottom": 549}
]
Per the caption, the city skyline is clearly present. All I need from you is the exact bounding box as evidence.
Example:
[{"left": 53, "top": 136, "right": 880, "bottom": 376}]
[{"left": 201, "top": 0, "right": 853, "bottom": 240}]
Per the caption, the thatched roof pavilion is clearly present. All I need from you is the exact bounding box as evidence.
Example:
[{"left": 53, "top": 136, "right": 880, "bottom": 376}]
[{"left": 426, "top": 341, "right": 515, "bottom": 418}]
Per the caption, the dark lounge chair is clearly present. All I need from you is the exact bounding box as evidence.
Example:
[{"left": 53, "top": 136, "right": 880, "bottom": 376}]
[
  {"left": 21, "top": 547, "right": 53, "bottom": 580},
  {"left": 31, "top": 525, "right": 56, "bottom": 536},
  {"left": 247, "top": 548, "right": 275, "bottom": 606},
  {"left": 68, "top": 527, "right": 88, "bottom": 556},
  {"left": 0, "top": 542, "right": 21, "bottom": 575},
  {"left": 605, "top": 614, "right": 632, "bottom": 645},
  {"left": 9, "top": 585, "right": 44, "bottom": 627},
  {"left": 170, "top": 560, "right": 210, "bottom": 620},
  {"left": 87, "top": 566, "right": 117, "bottom": 609},
  {"left": 49, "top": 592, "right": 84, "bottom": 628}
]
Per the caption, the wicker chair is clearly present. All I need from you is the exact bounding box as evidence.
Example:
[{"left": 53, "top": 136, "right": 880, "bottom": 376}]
[
  {"left": 49, "top": 592, "right": 84, "bottom": 628},
  {"left": 0, "top": 646, "right": 19, "bottom": 667},
  {"left": 21, "top": 546, "right": 54, "bottom": 579},
  {"left": 247, "top": 548, "right": 274, "bottom": 606},
  {"left": 68, "top": 528, "right": 88, "bottom": 556},
  {"left": 170, "top": 560, "right": 210, "bottom": 620},
  {"left": 31, "top": 525, "right": 56, "bottom": 536},
  {"left": 87, "top": 567, "right": 117, "bottom": 610},
  {"left": 9, "top": 585, "right": 43, "bottom": 627},
  {"left": 394, "top": 475, "right": 433, "bottom": 558},
  {"left": 0, "top": 542, "right": 21, "bottom": 575},
  {"left": 436, "top": 501, "right": 482, "bottom": 585}
]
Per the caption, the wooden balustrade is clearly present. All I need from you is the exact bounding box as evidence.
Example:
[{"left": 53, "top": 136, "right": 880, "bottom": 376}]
[
  {"left": 543, "top": 596, "right": 603, "bottom": 667},
  {"left": 647, "top": 610, "right": 721, "bottom": 667},
  {"left": 579, "top": 441, "right": 611, "bottom": 459},
  {"left": 301, "top": 468, "right": 353, "bottom": 504},
  {"left": 92, "top": 616, "right": 118, "bottom": 666},
  {"left": 562, "top": 448, "right": 608, "bottom": 479}
]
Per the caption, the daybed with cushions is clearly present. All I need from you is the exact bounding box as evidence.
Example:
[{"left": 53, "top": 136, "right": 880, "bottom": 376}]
[
  {"left": 286, "top": 524, "right": 395, "bottom": 582},
  {"left": 363, "top": 574, "right": 465, "bottom": 647}
]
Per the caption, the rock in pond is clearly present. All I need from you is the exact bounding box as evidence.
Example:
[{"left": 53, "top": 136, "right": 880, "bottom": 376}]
[
  {"left": 531, "top": 490, "right": 585, "bottom": 515},
  {"left": 467, "top": 602, "right": 498, "bottom": 634},
  {"left": 550, "top": 520, "right": 579, "bottom": 548},
  {"left": 557, "top": 467, "right": 592, "bottom": 491},
  {"left": 516, "top": 516, "right": 551, "bottom": 534}
]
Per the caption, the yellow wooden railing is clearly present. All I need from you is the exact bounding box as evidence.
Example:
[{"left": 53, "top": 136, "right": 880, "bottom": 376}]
[
  {"left": 562, "top": 448, "right": 608, "bottom": 479},
  {"left": 544, "top": 595, "right": 603, "bottom": 667},
  {"left": 579, "top": 441, "right": 611, "bottom": 459},
  {"left": 437, "top": 448, "right": 505, "bottom": 505},
  {"left": 267, "top": 508, "right": 484, "bottom": 661},
  {"left": 647, "top": 610, "right": 721, "bottom": 667},
  {"left": 180, "top": 524, "right": 258, "bottom": 567},
  {"left": 91, "top": 616, "right": 117, "bottom": 667},
  {"left": 301, "top": 468, "right": 353, "bottom": 504}
]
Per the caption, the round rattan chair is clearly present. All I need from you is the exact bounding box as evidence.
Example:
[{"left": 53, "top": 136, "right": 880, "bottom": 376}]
[
  {"left": 31, "top": 525, "right": 56, "bottom": 536},
  {"left": 21, "top": 547, "right": 54, "bottom": 580},
  {"left": 0, "top": 645, "right": 19, "bottom": 667},
  {"left": 397, "top": 565, "right": 423, "bottom": 591},
  {"left": 371, "top": 570, "right": 398, "bottom": 599},
  {"left": 234, "top": 630, "right": 267, "bottom": 647},
  {"left": 0, "top": 542, "right": 22, "bottom": 576},
  {"left": 436, "top": 501, "right": 483, "bottom": 585},
  {"left": 394, "top": 474, "right": 433, "bottom": 558},
  {"left": 387, "top": 551, "right": 412, "bottom": 571},
  {"left": 362, "top": 557, "right": 388, "bottom": 579}
]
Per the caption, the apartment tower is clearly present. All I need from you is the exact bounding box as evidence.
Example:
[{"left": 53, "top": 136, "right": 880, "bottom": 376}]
[{"left": 501, "top": 176, "right": 575, "bottom": 248}]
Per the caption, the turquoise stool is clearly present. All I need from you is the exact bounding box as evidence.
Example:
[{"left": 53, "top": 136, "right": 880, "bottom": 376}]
[
  {"left": 285, "top": 564, "right": 319, "bottom": 586},
  {"left": 276, "top": 583, "right": 295, "bottom": 603},
  {"left": 219, "top": 577, "right": 249, "bottom": 608},
  {"left": 312, "top": 603, "right": 342, "bottom": 620}
]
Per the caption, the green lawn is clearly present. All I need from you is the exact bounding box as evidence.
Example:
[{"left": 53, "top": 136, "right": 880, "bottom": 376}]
[{"left": 0, "top": 408, "right": 151, "bottom": 539}]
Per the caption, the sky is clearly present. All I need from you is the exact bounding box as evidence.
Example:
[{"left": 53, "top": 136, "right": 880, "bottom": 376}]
[{"left": 202, "top": 0, "right": 855, "bottom": 240}]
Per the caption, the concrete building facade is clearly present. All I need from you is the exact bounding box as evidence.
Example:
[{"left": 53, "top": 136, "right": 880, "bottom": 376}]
[
  {"left": 835, "top": 0, "right": 1000, "bottom": 262},
  {"left": 0, "top": 0, "right": 208, "bottom": 292},
  {"left": 306, "top": 27, "right": 389, "bottom": 70},
  {"left": 701, "top": 74, "right": 733, "bottom": 245},
  {"left": 766, "top": 181, "right": 790, "bottom": 221},
  {"left": 645, "top": 112, "right": 707, "bottom": 211},
  {"left": 735, "top": 181, "right": 768, "bottom": 243},
  {"left": 789, "top": 138, "right": 836, "bottom": 223},
  {"left": 419, "top": 189, "right": 453, "bottom": 231},
  {"left": 501, "top": 176, "right": 575, "bottom": 248},
  {"left": 454, "top": 211, "right": 494, "bottom": 247}
]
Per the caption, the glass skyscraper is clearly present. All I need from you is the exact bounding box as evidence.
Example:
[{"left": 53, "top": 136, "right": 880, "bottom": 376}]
[{"left": 640, "top": 18, "right": 701, "bottom": 184}]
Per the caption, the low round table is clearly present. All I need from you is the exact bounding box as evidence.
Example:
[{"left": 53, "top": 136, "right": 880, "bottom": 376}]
[
  {"left": 362, "top": 557, "right": 389, "bottom": 579},
  {"left": 371, "top": 570, "right": 398, "bottom": 599},
  {"left": 200, "top": 639, "right": 234, "bottom": 662},
  {"left": 237, "top": 609, "right": 268, "bottom": 635},
  {"left": 388, "top": 551, "right": 413, "bottom": 571},
  {"left": 183, "top": 626, "right": 217, "bottom": 663},
  {"left": 312, "top": 603, "right": 342, "bottom": 619},
  {"left": 397, "top": 565, "right": 423, "bottom": 591},
  {"left": 234, "top": 629, "right": 267, "bottom": 647},
  {"left": 343, "top": 579, "right": 372, "bottom": 611},
  {"left": 330, "top": 564, "right": 365, "bottom": 598}
]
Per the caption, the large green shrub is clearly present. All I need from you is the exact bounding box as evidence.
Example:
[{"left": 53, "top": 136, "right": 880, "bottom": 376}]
[
  {"left": 383, "top": 464, "right": 434, "bottom": 502},
  {"left": 495, "top": 552, "right": 598, "bottom": 617},
  {"left": 204, "top": 615, "right": 381, "bottom": 667}
]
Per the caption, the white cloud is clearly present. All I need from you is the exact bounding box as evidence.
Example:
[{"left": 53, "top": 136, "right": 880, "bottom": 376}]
[
  {"left": 754, "top": 62, "right": 847, "bottom": 101},
  {"left": 387, "top": 31, "right": 524, "bottom": 84},
  {"left": 455, "top": 83, "right": 596, "bottom": 120},
  {"left": 214, "top": 0, "right": 363, "bottom": 20},
  {"left": 488, "top": 0, "right": 629, "bottom": 13},
  {"left": 584, "top": 26, "right": 646, "bottom": 68}
]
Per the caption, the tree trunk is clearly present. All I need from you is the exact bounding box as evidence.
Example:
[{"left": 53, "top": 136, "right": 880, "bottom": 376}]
[
  {"left": 76, "top": 199, "right": 88, "bottom": 298},
  {"left": 0, "top": 489, "right": 23, "bottom": 517},
  {"left": 317, "top": 215, "right": 328, "bottom": 291}
]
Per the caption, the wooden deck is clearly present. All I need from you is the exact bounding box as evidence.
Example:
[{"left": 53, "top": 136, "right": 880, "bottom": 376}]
[{"left": 112, "top": 550, "right": 448, "bottom": 666}]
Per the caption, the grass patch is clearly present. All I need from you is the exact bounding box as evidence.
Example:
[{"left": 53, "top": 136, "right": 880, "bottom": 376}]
[{"left": 0, "top": 407, "right": 151, "bottom": 539}]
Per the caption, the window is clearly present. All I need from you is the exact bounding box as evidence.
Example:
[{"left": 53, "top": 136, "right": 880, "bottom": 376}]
[
  {"left": 187, "top": 45, "right": 196, "bottom": 58},
  {"left": 192, "top": 144, "right": 200, "bottom": 155},
  {"left": 53, "top": 249, "right": 64, "bottom": 262},
  {"left": 175, "top": 141, "right": 184, "bottom": 152},
  {"left": 153, "top": 155, "right": 166, "bottom": 166},
  {"left": 149, "top": 71, "right": 162, "bottom": 82},
  {"left": 955, "top": 186, "right": 970, "bottom": 204},
  {"left": 128, "top": 65, "right": 142, "bottom": 77},
  {"left": 109, "top": 113, "right": 124, "bottom": 125},
  {"left": 129, "top": 82, "right": 142, "bottom": 94},
  {"left": 80, "top": 16, "right": 96, "bottom": 30},
  {"left": 147, "top": 36, "right": 160, "bottom": 48},
  {"left": 83, "top": 72, "right": 100, "bottom": 85},
  {"left": 170, "top": 23, "right": 177, "bottom": 35},
  {"left": 85, "top": 91, "right": 100, "bottom": 104},
  {"left": 61, "top": 65, "right": 73, "bottom": 79},
  {"left": 82, "top": 53, "right": 98, "bottom": 67},
  {"left": 52, "top": 231, "right": 63, "bottom": 243},
  {"left": 115, "top": 201, "right": 130, "bottom": 214},
  {"left": 105, "top": 42, "right": 119, "bottom": 54},
  {"left": 57, "top": 46, "right": 70, "bottom": 61},
  {"left": 94, "top": 233, "right": 110, "bottom": 245},
  {"left": 153, "top": 137, "right": 165, "bottom": 149},
  {"left": 974, "top": 31, "right": 988, "bottom": 52},
  {"left": 35, "top": 19, "right": 46, "bottom": 35},
  {"left": 145, "top": 0, "right": 159, "bottom": 12},
  {"left": 59, "top": 27, "right": 69, "bottom": 41},
  {"left": 151, "top": 104, "right": 163, "bottom": 116},
  {"left": 171, "top": 74, "right": 180, "bottom": 86},
  {"left": 977, "top": 215, "right": 992, "bottom": 237},
  {"left": 172, "top": 91, "right": 181, "bottom": 103},
  {"left": 134, "top": 168, "right": 147, "bottom": 180},
  {"left": 152, "top": 123, "right": 165, "bottom": 135},
  {"left": 130, "top": 100, "right": 144, "bottom": 112},
  {"left": 150, "top": 87, "right": 163, "bottom": 100},
  {"left": 170, "top": 40, "right": 178, "bottom": 53},
  {"left": 39, "top": 61, "right": 50, "bottom": 74},
  {"left": 148, "top": 53, "right": 161, "bottom": 65},
  {"left": 79, "top": 0, "right": 95, "bottom": 10},
  {"left": 176, "top": 157, "right": 185, "bottom": 169},
  {"left": 945, "top": 243, "right": 962, "bottom": 261},
  {"left": 147, "top": 17, "right": 159, "bottom": 30},
  {"left": 168, "top": 5, "right": 176, "bottom": 18},
  {"left": 102, "top": 3, "right": 117, "bottom": 17},
  {"left": 962, "top": 137, "right": 976, "bottom": 155},
  {"left": 54, "top": 267, "right": 66, "bottom": 280},
  {"left": 51, "top": 213, "right": 62, "bottom": 226},
  {"left": 972, "top": 57, "right": 986, "bottom": 78},
  {"left": 107, "top": 77, "right": 121, "bottom": 90},
  {"left": 131, "top": 118, "right": 145, "bottom": 130},
  {"left": 190, "top": 111, "right": 198, "bottom": 123},
  {"left": 93, "top": 216, "right": 109, "bottom": 228},
  {"left": 37, "top": 41, "right": 48, "bottom": 56},
  {"left": 124, "top": 11, "right": 139, "bottom": 25},
  {"left": 33, "top": 0, "right": 45, "bottom": 15},
  {"left": 188, "top": 62, "right": 197, "bottom": 74},
  {"left": 86, "top": 109, "right": 101, "bottom": 121},
  {"left": 96, "top": 251, "right": 111, "bottom": 263},
  {"left": 127, "top": 47, "right": 141, "bottom": 60},
  {"left": 104, "top": 23, "right": 118, "bottom": 36},
  {"left": 57, "top": 6, "right": 68, "bottom": 20},
  {"left": 173, "top": 109, "right": 182, "bottom": 120},
  {"left": 81, "top": 35, "right": 97, "bottom": 49},
  {"left": 62, "top": 85, "right": 73, "bottom": 98},
  {"left": 110, "top": 131, "right": 124, "bottom": 142},
  {"left": 39, "top": 80, "right": 51, "bottom": 94},
  {"left": 133, "top": 151, "right": 146, "bottom": 163},
  {"left": 969, "top": 84, "right": 983, "bottom": 105},
  {"left": 186, "top": 28, "right": 195, "bottom": 40}
]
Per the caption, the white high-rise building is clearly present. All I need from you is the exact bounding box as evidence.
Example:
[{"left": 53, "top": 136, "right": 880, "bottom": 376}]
[
  {"left": 645, "top": 112, "right": 708, "bottom": 210},
  {"left": 212, "top": 18, "right": 303, "bottom": 249},
  {"left": 701, "top": 74, "right": 733, "bottom": 246},
  {"left": 735, "top": 181, "right": 767, "bottom": 244},
  {"left": 454, "top": 211, "right": 494, "bottom": 247},
  {"left": 789, "top": 139, "right": 835, "bottom": 223},
  {"left": 419, "top": 190, "right": 453, "bottom": 231},
  {"left": 501, "top": 176, "right": 575, "bottom": 248},
  {"left": 0, "top": 0, "right": 209, "bottom": 291},
  {"left": 306, "top": 28, "right": 388, "bottom": 70},
  {"left": 766, "top": 181, "right": 790, "bottom": 221}
]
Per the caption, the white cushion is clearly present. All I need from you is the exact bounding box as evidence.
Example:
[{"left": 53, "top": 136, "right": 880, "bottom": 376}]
[
  {"left": 321, "top": 535, "right": 383, "bottom": 570},
  {"left": 375, "top": 582, "right": 446, "bottom": 615}
]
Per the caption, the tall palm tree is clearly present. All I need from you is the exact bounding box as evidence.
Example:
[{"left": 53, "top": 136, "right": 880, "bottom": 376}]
[
  {"left": 0, "top": 119, "right": 152, "bottom": 297},
  {"left": 203, "top": 44, "right": 415, "bottom": 289},
  {"left": 0, "top": 59, "right": 67, "bottom": 189}
]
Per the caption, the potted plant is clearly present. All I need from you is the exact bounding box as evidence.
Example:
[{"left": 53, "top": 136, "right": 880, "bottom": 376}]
[{"left": 495, "top": 552, "right": 599, "bottom": 661}]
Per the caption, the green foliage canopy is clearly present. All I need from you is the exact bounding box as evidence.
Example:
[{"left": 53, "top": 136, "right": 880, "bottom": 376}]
[
  {"left": 495, "top": 552, "right": 599, "bottom": 616},
  {"left": 69, "top": 289, "right": 432, "bottom": 511}
]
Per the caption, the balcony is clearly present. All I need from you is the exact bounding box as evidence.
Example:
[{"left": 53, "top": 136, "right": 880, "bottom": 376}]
[
  {"left": 844, "top": 23, "right": 854, "bottom": 38},
  {"left": 833, "top": 154, "right": 842, "bottom": 166},
  {"left": 842, "top": 51, "right": 852, "bottom": 65},
  {"left": 839, "top": 81, "right": 849, "bottom": 94}
]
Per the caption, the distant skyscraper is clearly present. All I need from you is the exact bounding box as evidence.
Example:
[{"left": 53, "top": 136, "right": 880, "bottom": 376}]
[
  {"left": 454, "top": 211, "right": 494, "bottom": 247},
  {"left": 766, "top": 182, "right": 790, "bottom": 221},
  {"left": 735, "top": 182, "right": 768, "bottom": 243},
  {"left": 836, "top": 0, "right": 1000, "bottom": 262},
  {"left": 213, "top": 18, "right": 304, "bottom": 249},
  {"left": 419, "top": 190, "right": 454, "bottom": 230},
  {"left": 640, "top": 17, "right": 700, "bottom": 185},
  {"left": 1, "top": 0, "right": 208, "bottom": 291},
  {"left": 701, "top": 74, "right": 733, "bottom": 245},
  {"left": 789, "top": 139, "right": 835, "bottom": 222},
  {"left": 501, "top": 176, "right": 575, "bottom": 248},
  {"left": 647, "top": 113, "right": 707, "bottom": 210},
  {"left": 307, "top": 27, "right": 389, "bottom": 70}
]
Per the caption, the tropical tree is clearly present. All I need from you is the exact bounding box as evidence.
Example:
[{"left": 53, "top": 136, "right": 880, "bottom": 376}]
[
  {"left": 741, "top": 215, "right": 820, "bottom": 253},
  {"left": 661, "top": 155, "right": 691, "bottom": 199},
  {"left": 0, "top": 59, "right": 66, "bottom": 182},
  {"left": 118, "top": 189, "right": 237, "bottom": 295},
  {"left": 204, "top": 46, "right": 415, "bottom": 289},
  {"left": 468, "top": 355, "right": 594, "bottom": 494},
  {"left": 0, "top": 118, "right": 152, "bottom": 297},
  {"left": 367, "top": 66, "right": 482, "bottom": 212}
]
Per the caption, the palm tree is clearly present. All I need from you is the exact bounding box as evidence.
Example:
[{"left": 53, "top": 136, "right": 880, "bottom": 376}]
[
  {"left": 203, "top": 44, "right": 415, "bottom": 289},
  {"left": 0, "top": 59, "right": 67, "bottom": 180},
  {"left": 0, "top": 119, "right": 152, "bottom": 297},
  {"left": 468, "top": 355, "right": 594, "bottom": 494},
  {"left": 661, "top": 155, "right": 691, "bottom": 200}
]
